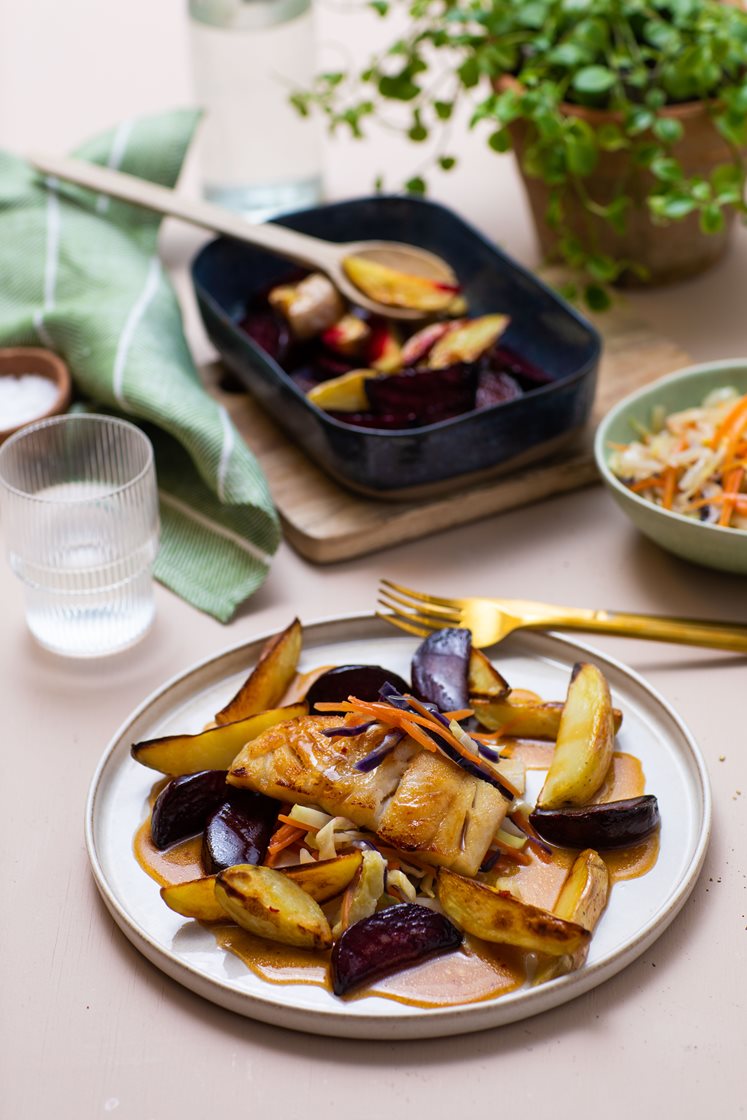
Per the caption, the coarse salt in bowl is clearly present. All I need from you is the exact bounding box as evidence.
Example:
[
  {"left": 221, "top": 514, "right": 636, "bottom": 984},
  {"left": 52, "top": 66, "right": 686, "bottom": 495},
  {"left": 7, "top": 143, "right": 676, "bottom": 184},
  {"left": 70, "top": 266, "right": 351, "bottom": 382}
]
[{"left": 0, "top": 348, "right": 72, "bottom": 442}]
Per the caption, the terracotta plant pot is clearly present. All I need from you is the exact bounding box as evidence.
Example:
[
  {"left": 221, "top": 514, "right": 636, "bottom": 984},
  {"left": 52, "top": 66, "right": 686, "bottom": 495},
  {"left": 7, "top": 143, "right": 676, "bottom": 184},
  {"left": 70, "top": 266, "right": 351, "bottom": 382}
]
[{"left": 499, "top": 77, "right": 738, "bottom": 286}]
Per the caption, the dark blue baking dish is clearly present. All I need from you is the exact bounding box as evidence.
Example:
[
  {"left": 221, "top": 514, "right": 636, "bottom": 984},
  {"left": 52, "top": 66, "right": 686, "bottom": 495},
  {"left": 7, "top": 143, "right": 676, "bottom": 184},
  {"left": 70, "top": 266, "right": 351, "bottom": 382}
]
[{"left": 192, "top": 196, "right": 601, "bottom": 499}]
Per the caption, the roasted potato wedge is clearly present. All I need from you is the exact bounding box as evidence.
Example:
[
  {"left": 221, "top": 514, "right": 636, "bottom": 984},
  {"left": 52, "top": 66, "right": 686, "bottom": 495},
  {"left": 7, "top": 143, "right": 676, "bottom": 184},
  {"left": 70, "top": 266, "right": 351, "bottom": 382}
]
[
  {"left": 537, "top": 663, "right": 615, "bottom": 808},
  {"left": 468, "top": 649, "right": 510, "bottom": 700},
  {"left": 160, "top": 876, "right": 225, "bottom": 922},
  {"left": 427, "top": 314, "right": 509, "bottom": 369},
  {"left": 342, "top": 255, "right": 458, "bottom": 313},
  {"left": 472, "top": 696, "right": 623, "bottom": 738},
  {"left": 533, "top": 849, "right": 610, "bottom": 984},
  {"left": 282, "top": 851, "right": 363, "bottom": 903},
  {"left": 215, "top": 865, "right": 333, "bottom": 949},
  {"left": 554, "top": 848, "right": 610, "bottom": 930},
  {"left": 306, "top": 369, "right": 380, "bottom": 412},
  {"left": 437, "top": 868, "right": 591, "bottom": 956},
  {"left": 131, "top": 702, "right": 308, "bottom": 775},
  {"left": 215, "top": 619, "right": 303, "bottom": 725}
]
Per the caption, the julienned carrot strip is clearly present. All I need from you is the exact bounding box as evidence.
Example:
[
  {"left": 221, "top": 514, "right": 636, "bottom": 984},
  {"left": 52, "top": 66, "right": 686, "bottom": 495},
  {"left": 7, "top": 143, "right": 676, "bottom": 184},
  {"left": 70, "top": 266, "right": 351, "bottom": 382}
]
[
  {"left": 276, "top": 813, "right": 319, "bottom": 831},
  {"left": 443, "top": 708, "right": 474, "bottom": 721},
  {"left": 711, "top": 393, "right": 747, "bottom": 449},
  {"left": 719, "top": 467, "right": 744, "bottom": 527},
  {"left": 315, "top": 698, "right": 444, "bottom": 734},
  {"left": 266, "top": 823, "right": 306, "bottom": 862},
  {"left": 661, "top": 466, "right": 677, "bottom": 510},
  {"left": 399, "top": 718, "right": 438, "bottom": 753},
  {"left": 629, "top": 476, "right": 664, "bottom": 493},
  {"left": 661, "top": 435, "right": 688, "bottom": 509},
  {"left": 492, "top": 836, "right": 532, "bottom": 865},
  {"left": 404, "top": 695, "right": 483, "bottom": 763}
]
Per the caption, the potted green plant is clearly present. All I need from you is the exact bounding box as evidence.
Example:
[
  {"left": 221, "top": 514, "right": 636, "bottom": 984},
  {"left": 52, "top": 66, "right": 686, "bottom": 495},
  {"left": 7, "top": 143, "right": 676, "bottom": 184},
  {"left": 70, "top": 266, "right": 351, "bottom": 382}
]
[{"left": 294, "top": 0, "right": 747, "bottom": 308}]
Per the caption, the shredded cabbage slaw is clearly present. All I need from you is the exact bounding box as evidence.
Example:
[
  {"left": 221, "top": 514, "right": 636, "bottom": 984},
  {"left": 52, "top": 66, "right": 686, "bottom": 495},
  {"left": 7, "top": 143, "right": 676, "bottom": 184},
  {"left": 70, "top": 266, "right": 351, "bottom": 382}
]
[{"left": 608, "top": 387, "right": 747, "bottom": 530}]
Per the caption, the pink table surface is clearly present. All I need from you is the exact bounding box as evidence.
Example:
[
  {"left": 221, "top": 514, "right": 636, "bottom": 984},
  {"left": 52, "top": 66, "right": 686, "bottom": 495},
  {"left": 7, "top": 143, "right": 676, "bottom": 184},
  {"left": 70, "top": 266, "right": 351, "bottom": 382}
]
[{"left": 1, "top": 3, "right": 745, "bottom": 1116}]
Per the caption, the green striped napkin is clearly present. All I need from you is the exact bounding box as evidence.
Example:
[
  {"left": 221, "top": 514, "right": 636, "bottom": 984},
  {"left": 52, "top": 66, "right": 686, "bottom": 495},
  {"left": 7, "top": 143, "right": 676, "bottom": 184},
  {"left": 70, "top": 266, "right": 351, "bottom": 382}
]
[{"left": 0, "top": 110, "right": 280, "bottom": 622}]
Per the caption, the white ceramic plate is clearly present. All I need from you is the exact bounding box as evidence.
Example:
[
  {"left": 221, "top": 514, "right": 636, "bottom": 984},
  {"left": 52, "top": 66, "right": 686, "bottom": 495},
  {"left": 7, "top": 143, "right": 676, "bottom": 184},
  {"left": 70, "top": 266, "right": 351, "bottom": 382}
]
[{"left": 86, "top": 614, "right": 710, "bottom": 1039}]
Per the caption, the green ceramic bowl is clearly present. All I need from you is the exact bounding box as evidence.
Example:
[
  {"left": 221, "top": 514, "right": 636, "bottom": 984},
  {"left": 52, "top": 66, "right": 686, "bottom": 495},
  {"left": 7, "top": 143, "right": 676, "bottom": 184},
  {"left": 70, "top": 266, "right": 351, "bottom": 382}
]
[{"left": 594, "top": 358, "right": 747, "bottom": 575}]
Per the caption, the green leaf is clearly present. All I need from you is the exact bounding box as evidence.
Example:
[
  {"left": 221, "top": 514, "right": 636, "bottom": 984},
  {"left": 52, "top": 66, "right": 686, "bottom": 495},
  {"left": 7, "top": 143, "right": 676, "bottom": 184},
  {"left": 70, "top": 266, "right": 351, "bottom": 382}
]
[
  {"left": 548, "top": 42, "right": 587, "bottom": 68},
  {"left": 566, "top": 135, "right": 597, "bottom": 176},
  {"left": 378, "top": 74, "right": 420, "bottom": 101},
  {"left": 438, "top": 155, "right": 457, "bottom": 171},
  {"left": 606, "top": 197, "right": 630, "bottom": 235},
  {"left": 517, "top": 1, "right": 547, "bottom": 29},
  {"left": 652, "top": 117, "right": 684, "bottom": 145},
  {"left": 458, "top": 57, "right": 480, "bottom": 88},
  {"left": 405, "top": 176, "right": 427, "bottom": 196},
  {"left": 649, "top": 194, "right": 696, "bottom": 220},
  {"left": 700, "top": 205, "right": 725, "bottom": 234},
  {"left": 626, "top": 108, "right": 654, "bottom": 135},
  {"left": 587, "top": 253, "right": 619, "bottom": 283},
  {"left": 584, "top": 284, "right": 612, "bottom": 312},
  {"left": 496, "top": 89, "right": 522, "bottom": 124},
  {"left": 572, "top": 66, "right": 616, "bottom": 96},
  {"left": 374, "top": 174, "right": 384, "bottom": 192},
  {"left": 289, "top": 93, "right": 309, "bottom": 118},
  {"left": 488, "top": 129, "right": 512, "bottom": 153},
  {"left": 434, "top": 100, "right": 453, "bottom": 121},
  {"left": 643, "top": 19, "right": 681, "bottom": 53},
  {"left": 691, "top": 179, "right": 711, "bottom": 202},
  {"left": 650, "top": 156, "right": 683, "bottom": 183},
  {"left": 369, "top": 0, "right": 389, "bottom": 14},
  {"left": 572, "top": 18, "right": 610, "bottom": 53},
  {"left": 597, "top": 123, "right": 628, "bottom": 151}
]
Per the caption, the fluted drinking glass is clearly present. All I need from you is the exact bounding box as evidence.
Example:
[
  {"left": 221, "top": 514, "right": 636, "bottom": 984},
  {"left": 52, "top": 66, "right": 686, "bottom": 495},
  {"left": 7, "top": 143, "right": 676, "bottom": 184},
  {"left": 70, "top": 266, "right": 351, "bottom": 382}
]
[{"left": 0, "top": 414, "right": 159, "bottom": 657}]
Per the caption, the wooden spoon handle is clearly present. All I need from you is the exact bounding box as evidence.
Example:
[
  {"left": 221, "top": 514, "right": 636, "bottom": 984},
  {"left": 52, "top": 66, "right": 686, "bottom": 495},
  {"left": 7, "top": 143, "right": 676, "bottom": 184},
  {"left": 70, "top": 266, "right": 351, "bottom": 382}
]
[{"left": 29, "top": 152, "right": 338, "bottom": 270}]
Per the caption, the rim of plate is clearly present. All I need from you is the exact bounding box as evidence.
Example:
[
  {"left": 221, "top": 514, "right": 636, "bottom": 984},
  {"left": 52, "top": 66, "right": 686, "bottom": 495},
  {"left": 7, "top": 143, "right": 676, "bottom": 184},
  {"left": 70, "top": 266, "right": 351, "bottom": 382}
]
[{"left": 85, "top": 612, "right": 712, "bottom": 1040}]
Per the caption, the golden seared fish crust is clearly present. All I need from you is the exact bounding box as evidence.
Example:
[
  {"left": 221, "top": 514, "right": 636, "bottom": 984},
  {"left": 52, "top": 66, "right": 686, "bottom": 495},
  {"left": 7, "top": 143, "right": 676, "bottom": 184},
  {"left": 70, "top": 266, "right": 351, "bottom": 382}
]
[{"left": 228, "top": 715, "right": 508, "bottom": 877}]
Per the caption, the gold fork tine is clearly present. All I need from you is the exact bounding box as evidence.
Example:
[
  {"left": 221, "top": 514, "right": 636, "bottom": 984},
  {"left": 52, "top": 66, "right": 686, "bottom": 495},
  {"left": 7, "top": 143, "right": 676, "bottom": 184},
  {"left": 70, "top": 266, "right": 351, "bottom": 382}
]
[
  {"left": 380, "top": 578, "right": 462, "bottom": 611},
  {"left": 378, "top": 586, "right": 462, "bottom": 622},
  {"left": 375, "top": 612, "right": 432, "bottom": 639},
  {"left": 377, "top": 595, "right": 451, "bottom": 631}
]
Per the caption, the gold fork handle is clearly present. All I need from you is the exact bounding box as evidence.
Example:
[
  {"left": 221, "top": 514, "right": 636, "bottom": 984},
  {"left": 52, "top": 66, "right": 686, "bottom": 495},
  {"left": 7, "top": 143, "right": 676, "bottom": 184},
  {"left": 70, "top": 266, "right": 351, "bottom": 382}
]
[{"left": 534, "top": 607, "right": 747, "bottom": 653}]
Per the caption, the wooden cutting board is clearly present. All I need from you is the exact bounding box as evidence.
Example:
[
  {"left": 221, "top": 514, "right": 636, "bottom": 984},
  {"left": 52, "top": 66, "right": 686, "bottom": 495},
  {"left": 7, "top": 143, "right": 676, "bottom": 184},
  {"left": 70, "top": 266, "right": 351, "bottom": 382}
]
[{"left": 203, "top": 296, "right": 690, "bottom": 564}]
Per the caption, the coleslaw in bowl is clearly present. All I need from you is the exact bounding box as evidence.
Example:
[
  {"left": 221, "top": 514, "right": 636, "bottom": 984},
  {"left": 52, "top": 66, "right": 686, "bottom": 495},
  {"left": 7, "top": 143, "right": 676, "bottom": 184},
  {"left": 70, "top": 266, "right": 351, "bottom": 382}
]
[{"left": 594, "top": 358, "right": 747, "bottom": 574}]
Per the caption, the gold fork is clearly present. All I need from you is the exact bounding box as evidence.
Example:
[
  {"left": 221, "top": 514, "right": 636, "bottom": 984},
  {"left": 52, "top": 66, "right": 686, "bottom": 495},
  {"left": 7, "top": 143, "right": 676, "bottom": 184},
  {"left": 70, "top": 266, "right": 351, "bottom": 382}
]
[{"left": 377, "top": 579, "right": 747, "bottom": 652}]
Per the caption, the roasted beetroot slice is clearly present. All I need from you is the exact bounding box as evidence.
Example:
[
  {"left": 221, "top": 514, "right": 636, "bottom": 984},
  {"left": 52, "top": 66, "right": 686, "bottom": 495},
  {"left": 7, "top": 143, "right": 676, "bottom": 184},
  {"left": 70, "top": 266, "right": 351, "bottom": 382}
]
[
  {"left": 202, "top": 790, "right": 280, "bottom": 873},
  {"left": 238, "top": 306, "right": 290, "bottom": 363},
  {"left": 411, "top": 627, "right": 472, "bottom": 712},
  {"left": 305, "top": 664, "right": 410, "bottom": 708},
  {"left": 366, "top": 364, "right": 478, "bottom": 425},
  {"left": 476, "top": 370, "right": 522, "bottom": 410},
  {"left": 331, "top": 903, "right": 462, "bottom": 996},
  {"left": 530, "top": 796, "right": 660, "bottom": 850},
  {"left": 151, "top": 770, "right": 229, "bottom": 851},
  {"left": 490, "top": 345, "right": 553, "bottom": 387}
]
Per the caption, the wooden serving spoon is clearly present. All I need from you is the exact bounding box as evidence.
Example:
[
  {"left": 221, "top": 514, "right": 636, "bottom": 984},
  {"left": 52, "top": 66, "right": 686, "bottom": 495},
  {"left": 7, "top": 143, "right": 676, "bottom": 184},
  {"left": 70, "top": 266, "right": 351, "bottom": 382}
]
[{"left": 29, "top": 153, "right": 459, "bottom": 321}]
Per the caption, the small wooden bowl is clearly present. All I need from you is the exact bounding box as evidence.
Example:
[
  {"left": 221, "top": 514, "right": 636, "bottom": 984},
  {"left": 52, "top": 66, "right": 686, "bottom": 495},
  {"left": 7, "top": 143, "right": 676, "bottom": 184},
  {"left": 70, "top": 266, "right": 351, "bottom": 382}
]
[{"left": 0, "top": 347, "right": 72, "bottom": 443}]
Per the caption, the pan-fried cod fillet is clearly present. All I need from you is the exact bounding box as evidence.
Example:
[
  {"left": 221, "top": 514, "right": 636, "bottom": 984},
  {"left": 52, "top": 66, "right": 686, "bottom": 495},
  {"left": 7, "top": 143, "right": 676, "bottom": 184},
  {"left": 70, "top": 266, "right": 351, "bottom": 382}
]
[{"left": 227, "top": 714, "right": 508, "bottom": 876}]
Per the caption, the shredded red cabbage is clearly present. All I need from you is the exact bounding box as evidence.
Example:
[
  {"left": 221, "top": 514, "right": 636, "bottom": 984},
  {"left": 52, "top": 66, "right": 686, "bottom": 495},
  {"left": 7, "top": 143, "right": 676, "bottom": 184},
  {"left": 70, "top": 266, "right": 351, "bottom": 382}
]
[
  {"left": 322, "top": 720, "right": 377, "bottom": 738},
  {"left": 379, "top": 686, "right": 515, "bottom": 800},
  {"left": 354, "top": 728, "right": 405, "bottom": 772}
]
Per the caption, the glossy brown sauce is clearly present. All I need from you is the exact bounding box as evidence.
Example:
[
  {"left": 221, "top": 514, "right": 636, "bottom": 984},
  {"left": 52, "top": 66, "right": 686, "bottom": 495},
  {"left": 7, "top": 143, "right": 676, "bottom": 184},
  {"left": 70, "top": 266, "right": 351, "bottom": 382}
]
[{"left": 134, "top": 735, "right": 658, "bottom": 1007}]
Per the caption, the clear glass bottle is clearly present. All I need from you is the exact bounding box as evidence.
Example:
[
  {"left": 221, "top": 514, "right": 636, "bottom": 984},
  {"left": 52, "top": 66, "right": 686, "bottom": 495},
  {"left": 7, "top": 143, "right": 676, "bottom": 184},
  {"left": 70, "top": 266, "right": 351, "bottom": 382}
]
[{"left": 188, "top": 0, "right": 322, "bottom": 221}]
